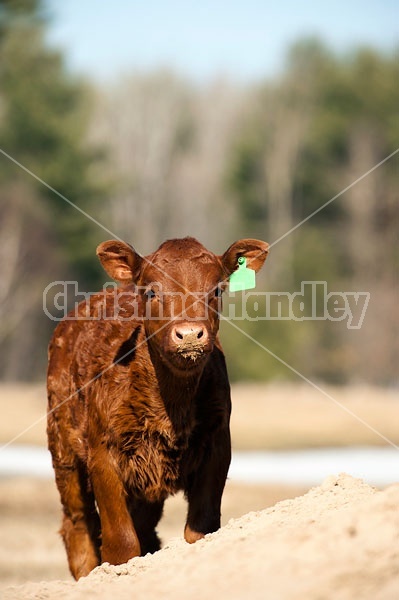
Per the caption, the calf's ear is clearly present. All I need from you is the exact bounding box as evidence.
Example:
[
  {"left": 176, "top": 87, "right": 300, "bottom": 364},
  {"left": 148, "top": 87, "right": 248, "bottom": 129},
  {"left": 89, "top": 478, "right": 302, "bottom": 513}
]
[
  {"left": 96, "top": 240, "right": 143, "bottom": 284},
  {"left": 221, "top": 239, "right": 270, "bottom": 275}
]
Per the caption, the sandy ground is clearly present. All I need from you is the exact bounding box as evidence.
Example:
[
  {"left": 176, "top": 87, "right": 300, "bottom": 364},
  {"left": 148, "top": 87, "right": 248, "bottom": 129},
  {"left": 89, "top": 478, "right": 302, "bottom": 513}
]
[
  {"left": 3, "top": 474, "right": 399, "bottom": 600},
  {"left": 0, "top": 476, "right": 307, "bottom": 590},
  {"left": 1, "top": 383, "right": 399, "bottom": 598}
]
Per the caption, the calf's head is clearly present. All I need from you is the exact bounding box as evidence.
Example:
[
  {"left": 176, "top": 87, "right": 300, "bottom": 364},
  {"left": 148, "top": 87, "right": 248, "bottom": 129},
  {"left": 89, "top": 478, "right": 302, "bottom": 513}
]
[{"left": 97, "top": 237, "right": 269, "bottom": 375}]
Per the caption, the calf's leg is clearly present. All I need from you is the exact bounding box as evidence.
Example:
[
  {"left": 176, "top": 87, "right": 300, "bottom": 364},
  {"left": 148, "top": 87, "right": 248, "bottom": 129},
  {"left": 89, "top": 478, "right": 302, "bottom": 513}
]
[
  {"left": 184, "top": 428, "right": 231, "bottom": 543},
  {"left": 55, "top": 464, "right": 101, "bottom": 579},
  {"left": 127, "top": 497, "right": 164, "bottom": 555},
  {"left": 89, "top": 447, "right": 141, "bottom": 565}
]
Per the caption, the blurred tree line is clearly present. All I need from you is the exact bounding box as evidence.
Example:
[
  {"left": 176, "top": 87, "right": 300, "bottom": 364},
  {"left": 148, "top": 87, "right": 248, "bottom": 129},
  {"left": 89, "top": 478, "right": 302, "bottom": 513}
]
[{"left": 0, "top": 0, "right": 397, "bottom": 384}]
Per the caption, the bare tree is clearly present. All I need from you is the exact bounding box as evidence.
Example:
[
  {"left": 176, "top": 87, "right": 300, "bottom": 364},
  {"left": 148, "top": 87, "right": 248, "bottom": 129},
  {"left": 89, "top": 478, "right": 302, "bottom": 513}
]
[
  {"left": 263, "top": 88, "right": 311, "bottom": 284},
  {"left": 168, "top": 78, "right": 246, "bottom": 251},
  {"left": 88, "top": 71, "right": 194, "bottom": 252},
  {"left": 0, "top": 183, "right": 58, "bottom": 379},
  {"left": 343, "top": 127, "right": 399, "bottom": 383},
  {"left": 89, "top": 73, "right": 245, "bottom": 253}
]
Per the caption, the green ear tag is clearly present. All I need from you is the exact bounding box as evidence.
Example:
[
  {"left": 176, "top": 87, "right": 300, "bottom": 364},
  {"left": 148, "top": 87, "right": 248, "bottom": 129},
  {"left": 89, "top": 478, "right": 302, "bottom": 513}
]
[{"left": 229, "top": 257, "right": 256, "bottom": 292}]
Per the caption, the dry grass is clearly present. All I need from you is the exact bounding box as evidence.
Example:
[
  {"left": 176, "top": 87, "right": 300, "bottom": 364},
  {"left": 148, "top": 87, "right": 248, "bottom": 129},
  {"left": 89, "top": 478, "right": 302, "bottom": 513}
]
[
  {"left": 1, "top": 382, "right": 398, "bottom": 450},
  {"left": 0, "top": 384, "right": 46, "bottom": 447},
  {"left": 230, "top": 383, "right": 399, "bottom": 449}
]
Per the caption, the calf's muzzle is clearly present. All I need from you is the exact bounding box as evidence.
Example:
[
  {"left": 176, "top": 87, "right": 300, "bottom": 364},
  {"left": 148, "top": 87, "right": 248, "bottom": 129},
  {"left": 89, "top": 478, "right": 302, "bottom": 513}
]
[
  {"left": 171, "top": 323, "right": 207, "bottom": 345},
  {"left": 170, "top": 323, "right": 210, "bottom": 360}
]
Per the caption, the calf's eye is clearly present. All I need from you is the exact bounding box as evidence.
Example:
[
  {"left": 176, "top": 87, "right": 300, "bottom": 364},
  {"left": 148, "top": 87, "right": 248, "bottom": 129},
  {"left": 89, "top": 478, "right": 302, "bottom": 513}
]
[{"left": 214, "top": 286, "right": 223, "bottom": 298}]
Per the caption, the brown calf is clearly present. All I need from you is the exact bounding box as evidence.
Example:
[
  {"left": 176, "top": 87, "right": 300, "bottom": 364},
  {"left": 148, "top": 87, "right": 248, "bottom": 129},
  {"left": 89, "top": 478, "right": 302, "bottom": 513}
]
[{"left": 47, "top": 236, "right": 269, "bottom": 579}]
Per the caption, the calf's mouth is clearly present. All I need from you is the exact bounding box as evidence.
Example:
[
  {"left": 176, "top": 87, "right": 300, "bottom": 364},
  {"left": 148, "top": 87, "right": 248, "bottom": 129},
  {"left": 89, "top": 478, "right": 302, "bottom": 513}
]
[
  {"left": 163, "top": 342, "right": 211, "bottom": 374},
  {"left": 177, "top": 341, "right": 205, "bottom": 362}
]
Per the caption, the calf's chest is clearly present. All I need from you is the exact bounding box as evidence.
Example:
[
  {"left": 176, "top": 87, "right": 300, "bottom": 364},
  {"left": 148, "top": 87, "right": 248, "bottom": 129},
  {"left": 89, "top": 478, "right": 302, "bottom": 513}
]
[{"left": 109, "top": 392, "right": 197, "bottom": 502}]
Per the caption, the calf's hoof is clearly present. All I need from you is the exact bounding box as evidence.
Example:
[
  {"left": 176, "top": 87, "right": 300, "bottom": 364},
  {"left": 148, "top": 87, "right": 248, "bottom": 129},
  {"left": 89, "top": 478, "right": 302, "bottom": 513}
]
[{"left": 184, "top": 524, "right": 205, "bottom": 544}]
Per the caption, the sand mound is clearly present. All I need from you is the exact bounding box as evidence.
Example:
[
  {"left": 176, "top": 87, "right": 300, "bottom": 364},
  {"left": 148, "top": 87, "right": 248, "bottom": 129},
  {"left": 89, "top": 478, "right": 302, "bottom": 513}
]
[{"left": 4, "top": 473, "right": 399, "bottom": 600}]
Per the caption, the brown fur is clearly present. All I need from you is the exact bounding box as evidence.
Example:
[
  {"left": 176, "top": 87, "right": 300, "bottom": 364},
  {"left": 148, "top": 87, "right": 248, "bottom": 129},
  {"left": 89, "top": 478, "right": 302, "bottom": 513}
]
[{"left": 47, "top": 236, "right": 269, "bottom": 579}]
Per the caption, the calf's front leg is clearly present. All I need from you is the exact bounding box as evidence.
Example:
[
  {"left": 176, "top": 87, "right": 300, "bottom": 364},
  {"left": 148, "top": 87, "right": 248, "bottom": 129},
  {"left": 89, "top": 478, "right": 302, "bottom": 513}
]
[
  {"left": 89, "top": 447, "right": 140, "bottom": 565},
  {"left": 184, "top": 428, "right": 231, "bottom": 543}
]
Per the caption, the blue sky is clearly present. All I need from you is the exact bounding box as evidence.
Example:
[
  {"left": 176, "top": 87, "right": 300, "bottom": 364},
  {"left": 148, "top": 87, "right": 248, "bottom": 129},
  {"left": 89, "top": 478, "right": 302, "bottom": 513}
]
[{"left": 46, "top": 1, "right": 399, "bottom": 83}]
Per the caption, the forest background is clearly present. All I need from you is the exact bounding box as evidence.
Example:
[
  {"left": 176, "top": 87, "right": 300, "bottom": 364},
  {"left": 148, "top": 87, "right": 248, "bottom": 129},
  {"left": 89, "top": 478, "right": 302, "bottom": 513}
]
[{"left": 0, "top": 0, "right": 397, "bottom": 386}]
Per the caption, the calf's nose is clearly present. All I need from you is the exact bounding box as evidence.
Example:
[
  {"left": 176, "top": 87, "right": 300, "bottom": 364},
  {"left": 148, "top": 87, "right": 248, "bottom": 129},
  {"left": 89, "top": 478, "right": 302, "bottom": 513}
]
[{"left": 171, "top": 324, "right": 208, "bottom": 347}]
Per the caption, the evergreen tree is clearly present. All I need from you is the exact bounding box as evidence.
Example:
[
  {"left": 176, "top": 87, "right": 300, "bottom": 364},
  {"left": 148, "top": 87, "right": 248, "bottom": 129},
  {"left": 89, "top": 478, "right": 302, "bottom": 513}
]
[
  {"left": 0, "top": 0, "right": 106, "bottom": 283},
  {"left": 0, "top": 0, "right": 106, "bottom": 379}
]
